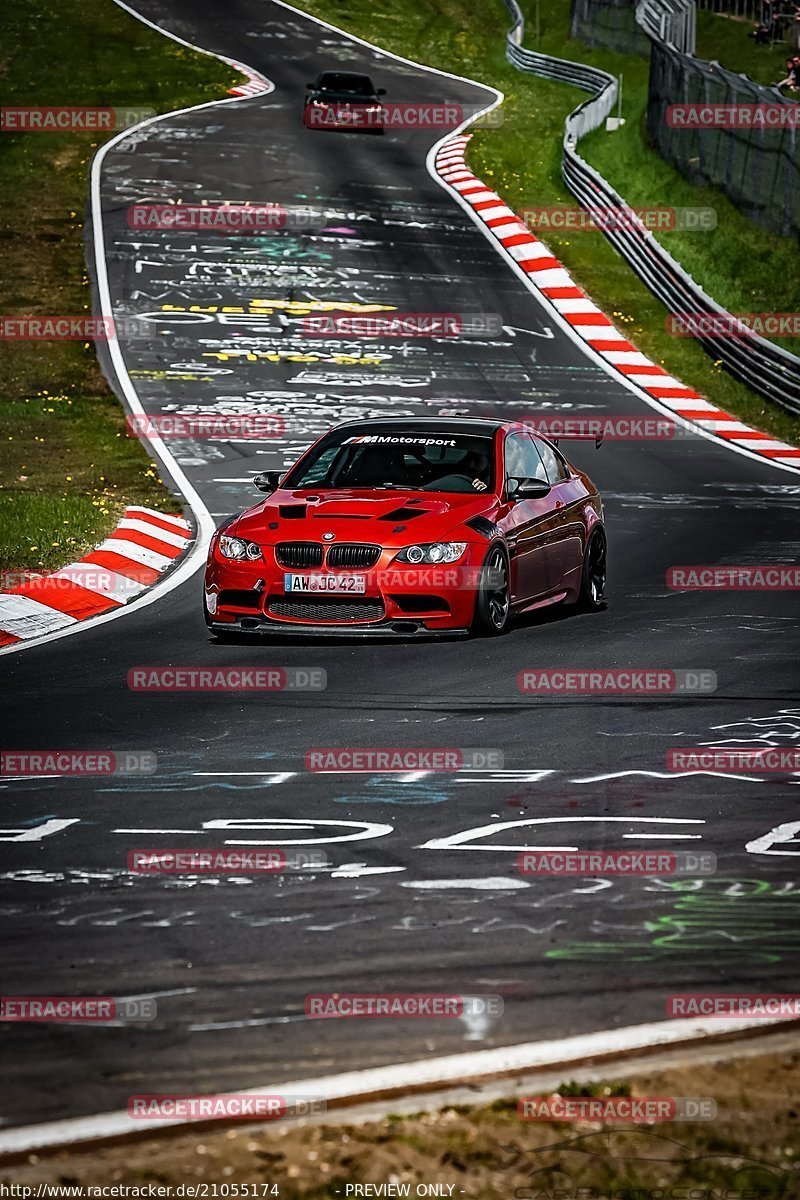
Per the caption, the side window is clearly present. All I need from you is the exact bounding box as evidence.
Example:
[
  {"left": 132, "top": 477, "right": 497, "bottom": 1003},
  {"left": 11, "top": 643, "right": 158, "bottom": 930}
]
[
  {"left": 534, "top": 438, "right": 570, "bottom": 484},
  {"left": 505, "top": 434, "right": 548, "bottom": 484}
]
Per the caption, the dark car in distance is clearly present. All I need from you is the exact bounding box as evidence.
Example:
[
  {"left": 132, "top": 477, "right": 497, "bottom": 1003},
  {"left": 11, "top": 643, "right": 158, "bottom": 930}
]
[{"left": 303, "top": 71, "right": 386, "bottom": 133}]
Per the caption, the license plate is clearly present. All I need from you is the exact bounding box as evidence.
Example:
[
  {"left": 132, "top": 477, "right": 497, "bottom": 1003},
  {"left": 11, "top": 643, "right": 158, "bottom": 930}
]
[{"left": 284, "top": 573, "right": 367, "bottom": 594}]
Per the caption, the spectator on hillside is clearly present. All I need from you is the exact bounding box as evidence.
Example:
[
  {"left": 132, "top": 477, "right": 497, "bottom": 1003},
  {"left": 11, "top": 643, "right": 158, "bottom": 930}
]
[
  {"left": 751, "top": 1, "right": 780, "bottom": 42},
  {"left": 775, "top": 54, "right": 800, "bottom": 88}
]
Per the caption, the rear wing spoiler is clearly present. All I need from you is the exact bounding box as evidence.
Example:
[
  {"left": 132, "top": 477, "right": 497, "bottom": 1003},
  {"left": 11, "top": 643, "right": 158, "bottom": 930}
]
[{"left": 550, "top": 433, "right": 604, "bottom": 449}]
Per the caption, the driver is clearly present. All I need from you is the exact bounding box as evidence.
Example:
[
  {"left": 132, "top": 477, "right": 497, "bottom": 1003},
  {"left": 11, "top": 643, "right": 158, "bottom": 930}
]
[
  {"left": 423, "top": 447, "right": 490, "bottom": 492},
  {"left": 461, "top": 449, "right": 490, "bottom": 491}
]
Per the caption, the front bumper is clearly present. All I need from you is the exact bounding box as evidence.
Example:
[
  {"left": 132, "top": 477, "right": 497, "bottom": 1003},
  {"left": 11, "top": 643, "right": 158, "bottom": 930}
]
[
  {"left": 205, "top": 545, "right": 486, "bottom": 635},
  {"left": 303, "top": 104, "right": 384, "bottom": 132}
]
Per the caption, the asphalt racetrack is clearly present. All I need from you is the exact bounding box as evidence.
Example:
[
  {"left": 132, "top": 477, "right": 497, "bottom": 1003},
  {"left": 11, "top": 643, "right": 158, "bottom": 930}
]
[{"left": 1, "top": 0, "right": 799, "bottom": 1129}]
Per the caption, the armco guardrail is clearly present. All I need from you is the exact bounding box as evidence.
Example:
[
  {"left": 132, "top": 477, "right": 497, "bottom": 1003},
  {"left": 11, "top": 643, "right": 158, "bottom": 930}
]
[
  {"left": 498, "top": 0, "right": 800, "bottom": 415},
  {"left": 637, "top": 0, "right": 696, "bottom": 53}
]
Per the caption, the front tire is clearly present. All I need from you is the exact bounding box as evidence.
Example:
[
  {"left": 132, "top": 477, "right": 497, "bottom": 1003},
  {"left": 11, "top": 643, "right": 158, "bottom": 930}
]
[
  {"left": 579, "top": 528, "right": 607, "bottom": 611},
  {"left": 473, "top": 544, "right": 512, "bottom": 636}
]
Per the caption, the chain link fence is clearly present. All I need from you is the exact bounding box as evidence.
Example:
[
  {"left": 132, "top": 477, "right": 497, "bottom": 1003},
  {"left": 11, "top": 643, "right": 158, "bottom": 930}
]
[
  {"left": 696, "top": 1, "right": 758, "bottom": 17},
  {"left": 567, "top": 1, "right": 800, "bottom": 237},
  {"left": 570, "top": 0, "right": 652, "bottom": 53},
  {"left": 646, "top": 42, "right": 800, "bottom": 236}
]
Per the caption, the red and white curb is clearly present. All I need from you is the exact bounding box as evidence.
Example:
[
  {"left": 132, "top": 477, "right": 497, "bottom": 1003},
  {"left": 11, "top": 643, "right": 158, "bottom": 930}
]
[
  {"left": 435, "top": 135, "right": 800, "bottom": 469},
  {"left": 0, "top": 507, "right": 191, "bottom": 649},
  {"left": 228, "top": 63, "right": 273, "bottom": 98}
]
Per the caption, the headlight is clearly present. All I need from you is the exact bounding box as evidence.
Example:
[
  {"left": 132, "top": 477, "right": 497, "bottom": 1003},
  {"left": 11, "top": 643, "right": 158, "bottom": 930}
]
[
  {"left": 219, "top": 535, "right": 263, "bottom": 561},
  {"left": 394, "top": 542, "right": 467, "bottom": 565}
]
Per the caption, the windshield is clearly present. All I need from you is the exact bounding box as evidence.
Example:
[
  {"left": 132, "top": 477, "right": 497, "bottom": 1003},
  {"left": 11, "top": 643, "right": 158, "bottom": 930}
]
[
  {"left": 316, "top": 74, "right": 375, "bottom": 96},
  {"left": 283, "top": 431, "right": 495, "bottom": 494}
]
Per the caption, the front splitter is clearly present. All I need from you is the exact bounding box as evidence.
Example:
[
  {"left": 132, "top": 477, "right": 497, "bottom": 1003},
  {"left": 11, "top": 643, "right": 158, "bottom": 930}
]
[{"left": 207, "top": 619, "right": 470, "bottom": 639}]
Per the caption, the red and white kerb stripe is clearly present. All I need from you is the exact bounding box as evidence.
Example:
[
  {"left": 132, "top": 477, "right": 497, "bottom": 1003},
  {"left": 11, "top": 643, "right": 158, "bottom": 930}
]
[
  {"left": 434, "top": 134, "right": 800, "bottom": 469},
  {"left": 0, "top": 507, "right": 191, "bottom": 648},
  {"left": 228, "top": 63, "right": 273, "bottom": 99}
]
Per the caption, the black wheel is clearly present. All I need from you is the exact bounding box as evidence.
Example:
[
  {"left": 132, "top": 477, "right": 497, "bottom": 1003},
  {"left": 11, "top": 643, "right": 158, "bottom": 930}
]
[
  {"left": 579, "top": 528, "right": 607, "bottom": 611},
  {"left": 473, "top": 544, "right": 512, "bottom": 636}
]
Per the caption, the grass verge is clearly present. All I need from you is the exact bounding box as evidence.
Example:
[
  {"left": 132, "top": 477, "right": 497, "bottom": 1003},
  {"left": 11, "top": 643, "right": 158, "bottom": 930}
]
[
  {"left": 2, "top": 1046, "right": 798, "bottom": 1196},
  {"left": 695, "top": 9, "right": 794, "bottom": 86},
  {"left": 292, "top": 0, "right": 800, "bottom": 447},
  {"left": 0, "top": 0, "right": 241, "bottom": 572}
]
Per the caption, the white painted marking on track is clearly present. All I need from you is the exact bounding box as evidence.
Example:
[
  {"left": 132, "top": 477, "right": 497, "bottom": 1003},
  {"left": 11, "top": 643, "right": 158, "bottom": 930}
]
[
  {"left": 331, "top": 864, "right": 407, "bottom": 877},
  {"left": 0, "top": 819, "right": 80, "bottom": 843},
  {"left": 400, "top": 877, "right": 530, "bottom": 890},
  {"left": 571, "top": 770, "right": 766, "bottom": 784},
  {"left": 745, "top": 821, "right": 800, "bottom": 855},
  {"left": 420, "top": 816, "right": 705, "bottom": 852}
]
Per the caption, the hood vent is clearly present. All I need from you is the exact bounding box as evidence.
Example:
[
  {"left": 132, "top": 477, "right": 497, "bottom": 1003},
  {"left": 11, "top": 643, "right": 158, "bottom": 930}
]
[
  {"left": 466, "top": 515, "right": 500, "bottom": 539},
  {"left": 380, "top": 506, "right": 428, "bottom": 521},
  {"left": 312, "top": 512, "right": 372, "bottom": 520},
  {"left": 279, "top": 505, "right": 307, "bottom": 520}
]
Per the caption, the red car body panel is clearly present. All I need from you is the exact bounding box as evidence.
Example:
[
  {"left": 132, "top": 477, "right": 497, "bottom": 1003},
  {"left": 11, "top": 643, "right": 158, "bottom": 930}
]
[{"left": 203, "top": 419, "right": 604, "bottom": 637}]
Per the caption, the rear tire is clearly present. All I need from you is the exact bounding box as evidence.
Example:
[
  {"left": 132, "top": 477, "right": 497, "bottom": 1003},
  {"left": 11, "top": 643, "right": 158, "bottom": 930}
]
[
  {"left": 472, "top": 545, "right": 512, "bottom": 636},
  {"left": 579, "top": 528, "right": 607, "bottom": 611}
]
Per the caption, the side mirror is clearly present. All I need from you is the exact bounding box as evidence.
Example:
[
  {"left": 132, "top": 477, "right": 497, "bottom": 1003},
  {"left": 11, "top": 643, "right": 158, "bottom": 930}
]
[
  {"left": 376, "top": 88, "right": 387, "bottom": 96},
  {"left": 253, "top": 470, "right": 283, "bottom": 493},
  {"left": 507, "top": 476, "right": 551, "bottom": 500}
]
